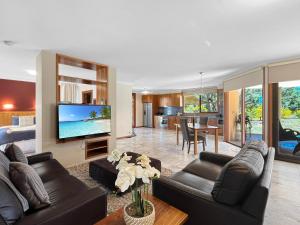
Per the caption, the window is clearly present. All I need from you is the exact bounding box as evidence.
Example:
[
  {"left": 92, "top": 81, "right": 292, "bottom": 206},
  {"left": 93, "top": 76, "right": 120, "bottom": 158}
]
[
  {"left": 184, "top": 94, "right": 200, "bottom": 113},
  {"left": 201, "top": 92, "right": 218, "bottom": 112},
  {"left": 183, "top": 92, "right": 218, "bottom": 113}
]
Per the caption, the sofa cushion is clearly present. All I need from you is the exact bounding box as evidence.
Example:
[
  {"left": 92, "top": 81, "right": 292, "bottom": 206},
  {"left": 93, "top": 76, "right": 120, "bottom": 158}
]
[
  {"left": 0, "top": 151, "right": 10, "bottom": 171},
  {"left": 183, "top": 159, "right": 222, "bottom": 181},
  {"left": 171, "top": 171, "right": 214, "bottom": 194},
  {"left": 5, "top": 144, "right": 28, "bottom": 164},
  {"left": 30, "top": 159, "right": 69, "bottom": 182},
  {"left": 212, "top": 149, "right": 264, "bottom": 205},
  {"left": 9, "top": 162, "right": 51, "bottom": 210},
  {"left": 244, "top": 141, "right": 268, "bottom": 157},
  {"left": 0, "top": 179, "right": 24, "bottom": 224},
  {"left": 43, "top": 175, "right": 88, "bottom": 206}
]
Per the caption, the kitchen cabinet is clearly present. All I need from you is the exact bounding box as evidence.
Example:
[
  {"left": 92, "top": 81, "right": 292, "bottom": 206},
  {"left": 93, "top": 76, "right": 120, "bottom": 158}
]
[
  {"left": 142, "top": 95, "right": 154, "bottom": 103},
  {"left": 158, "top": 93, "right": 182, "bottom": 107}
]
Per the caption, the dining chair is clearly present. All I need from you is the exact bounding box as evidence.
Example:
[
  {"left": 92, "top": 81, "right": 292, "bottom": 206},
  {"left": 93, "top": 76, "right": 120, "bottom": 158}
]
[{"left": 180, "top": 118, "right": 206, "bottom": 153}]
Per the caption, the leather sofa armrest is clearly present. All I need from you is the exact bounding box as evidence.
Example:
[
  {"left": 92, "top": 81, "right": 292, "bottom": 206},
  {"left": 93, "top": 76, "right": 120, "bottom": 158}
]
[
  {"left": 199, "top": 152, "right": 234, "bottom": 166},
  {"left": 153, "top": 176, "right": 258, "bottom": 225},
  {"left": 16, "top": 187, "right": 107, "bottom": 225},
  {"left": 27, "top": 152, "right": 53, "bottom": 165}
]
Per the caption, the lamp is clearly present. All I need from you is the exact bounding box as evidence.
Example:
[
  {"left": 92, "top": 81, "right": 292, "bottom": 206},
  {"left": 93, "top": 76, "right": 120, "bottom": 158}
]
[{"left": 3, "top": 103, "right": 14, "bottom": 110}]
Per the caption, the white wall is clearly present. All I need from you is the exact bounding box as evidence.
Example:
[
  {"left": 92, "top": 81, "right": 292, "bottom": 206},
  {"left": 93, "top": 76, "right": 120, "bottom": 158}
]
[
  {"left": 116, "top": 82, "right": 133, "bottom": 138},
  {"left": 36, "top": 50, "right": 117, "bottom": 167},
  {"left": 135, "top": 93, "right": 143, "bottom": 127}
]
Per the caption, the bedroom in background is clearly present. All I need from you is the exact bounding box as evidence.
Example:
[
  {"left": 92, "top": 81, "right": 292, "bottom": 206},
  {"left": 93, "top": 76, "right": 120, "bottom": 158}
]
[{"left": 0, "top": 78, "right": 36, "bottom": 154}]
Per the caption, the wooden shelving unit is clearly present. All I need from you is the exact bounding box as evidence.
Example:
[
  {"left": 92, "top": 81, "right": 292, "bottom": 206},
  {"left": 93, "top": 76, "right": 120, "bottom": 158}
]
[
  {"left": 55, "top": 54, "right": 111, "bottom": 158},
  {"left": 85, "top": 137, "right": 109, "bottom": 159},
  {"left": 56, "top": 54, "right": 109, "bottom": 105}
]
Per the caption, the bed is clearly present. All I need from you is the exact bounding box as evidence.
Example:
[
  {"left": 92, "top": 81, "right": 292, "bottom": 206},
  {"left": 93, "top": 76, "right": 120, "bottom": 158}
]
[{"left": 0, "top": 125, "right": 35, "bottom": 145}]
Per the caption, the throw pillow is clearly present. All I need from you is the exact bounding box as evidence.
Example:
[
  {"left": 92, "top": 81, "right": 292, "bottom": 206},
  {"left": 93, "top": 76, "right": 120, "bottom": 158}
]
[
  {"left": 0, "top": 151, "right": 10, "bottom": 171},
  {"left": 9, "top": 162, "right": 50, "bottom": 210},
  {"left": 5, "top": 144, "right": 28, "bottom": 164},
  {"left": 244, "top": 141, "right": 268, "bottom": 157},
  {"left": 211, "top": 149, "right": 264, "bottom": 205},
  {"left": 19, "top": 116, "right": 34, "bottom": 127}
]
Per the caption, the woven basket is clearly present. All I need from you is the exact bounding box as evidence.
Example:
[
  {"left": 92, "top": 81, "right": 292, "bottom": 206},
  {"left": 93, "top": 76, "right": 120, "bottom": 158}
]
[{"left": 123, "top": 201, "right": 155, "bottom": 225}]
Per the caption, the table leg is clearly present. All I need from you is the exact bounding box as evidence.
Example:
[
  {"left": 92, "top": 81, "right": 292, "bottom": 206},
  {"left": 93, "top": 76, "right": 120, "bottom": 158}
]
[
  {"left": 176, "top": 125, "right": 179, "bottom": 145},
  {"left": 194, "top": 129, "right": 198, "bottom": 155},
  {"left": 215, "top": 129, "right": 219, "bottom": 154}
]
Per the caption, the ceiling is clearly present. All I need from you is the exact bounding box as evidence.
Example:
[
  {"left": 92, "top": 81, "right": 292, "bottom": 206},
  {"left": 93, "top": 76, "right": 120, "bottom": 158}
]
[{"left": 1, "top": 0, "right": 300, "bottom": 91}]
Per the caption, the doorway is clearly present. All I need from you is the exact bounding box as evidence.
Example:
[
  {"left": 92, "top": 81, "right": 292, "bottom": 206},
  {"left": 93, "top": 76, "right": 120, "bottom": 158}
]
[{"left": 273, "top": 80, "right": 300, "bottom": 162}]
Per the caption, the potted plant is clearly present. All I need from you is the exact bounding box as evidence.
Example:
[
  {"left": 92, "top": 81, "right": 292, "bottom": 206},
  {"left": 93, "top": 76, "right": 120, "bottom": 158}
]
[{"left": 108, "top": 150, "right": 160, "bottom": 225}]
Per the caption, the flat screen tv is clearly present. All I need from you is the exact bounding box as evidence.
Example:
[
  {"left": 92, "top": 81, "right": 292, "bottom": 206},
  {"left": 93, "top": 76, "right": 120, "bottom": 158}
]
[{"left": 57, "top": 104, "right": 111, "bottom": 140}]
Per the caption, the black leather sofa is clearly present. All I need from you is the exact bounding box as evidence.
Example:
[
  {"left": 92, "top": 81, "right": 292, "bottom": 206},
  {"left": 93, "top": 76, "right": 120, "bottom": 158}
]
[
  {"left": 0, "top": 152, "right": 107, "bottom": 225},
  {"left": 153, "top": 143, "right": 275, "bottom": 225}
]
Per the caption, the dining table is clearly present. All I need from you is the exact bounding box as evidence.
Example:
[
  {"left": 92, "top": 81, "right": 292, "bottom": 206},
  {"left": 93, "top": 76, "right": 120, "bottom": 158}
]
[{"left": 175, "top": 123, "right": 219, "bottom": 155}]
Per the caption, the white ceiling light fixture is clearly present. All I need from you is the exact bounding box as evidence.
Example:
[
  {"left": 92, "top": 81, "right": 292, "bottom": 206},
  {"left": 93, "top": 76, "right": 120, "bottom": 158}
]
[
  {"left": 25, "top": 69, "right": 36, "bottom": 76},
  {"left": 142, "top": 89, "right": 150, "bottom": 95},
  {"left": 204, "top": 40, "right": 211, "bottom": 47}
]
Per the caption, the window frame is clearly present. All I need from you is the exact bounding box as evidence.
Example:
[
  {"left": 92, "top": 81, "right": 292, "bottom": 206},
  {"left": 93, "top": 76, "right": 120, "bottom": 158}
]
[{"left": 183, "top": 91, "right": 219, "bottom": 113}]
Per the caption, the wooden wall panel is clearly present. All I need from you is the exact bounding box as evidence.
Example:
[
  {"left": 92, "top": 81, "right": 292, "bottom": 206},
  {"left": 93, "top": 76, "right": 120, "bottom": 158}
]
[{"left": 0, "top": 111, "right": 35, "bottom": 126}]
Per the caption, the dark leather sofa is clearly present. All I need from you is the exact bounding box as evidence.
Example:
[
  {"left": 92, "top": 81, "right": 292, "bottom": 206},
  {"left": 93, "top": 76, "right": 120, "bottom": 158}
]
[
  {"left": 153, "top": 143, "right": 275, "bottom": 225},
  {"left": 0, "top": 152, "right": 107, "bottom": 225}
]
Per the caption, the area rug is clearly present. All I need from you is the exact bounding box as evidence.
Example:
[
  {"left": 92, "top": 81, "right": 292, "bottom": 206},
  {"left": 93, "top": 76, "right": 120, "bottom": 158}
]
[{"left": 67, "top": 163, "right": 173, "bottom": 214}]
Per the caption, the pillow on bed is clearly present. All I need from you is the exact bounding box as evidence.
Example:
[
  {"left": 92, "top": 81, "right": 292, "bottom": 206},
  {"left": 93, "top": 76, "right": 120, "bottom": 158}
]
[
  {"left": 19, "top": 116, "right": 35, "bottom": 127},
  {"left": 12, "top": 116, "right": 20, "bottom": 126},
  {"left": 5, "top": 144, "right": 28, "bottom": 164}
]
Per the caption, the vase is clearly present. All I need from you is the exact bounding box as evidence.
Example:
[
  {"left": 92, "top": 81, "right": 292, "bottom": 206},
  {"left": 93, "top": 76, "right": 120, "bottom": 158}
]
[{"left": 123, "top": 201, "right": 155, "bottom": 225}]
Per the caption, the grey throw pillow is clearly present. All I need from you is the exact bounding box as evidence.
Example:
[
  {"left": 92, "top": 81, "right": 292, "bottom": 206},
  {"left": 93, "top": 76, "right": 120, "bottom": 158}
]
[
  {"left": 0, "top": 151, "right": 10, "bottom": 171},
  {"left": 245, "top": 141, "right": 268, "bottom": 157},
  {"left": 211, "top": 149, "right": 264, "bottom": 205},
  {"left": 9, "top": 162, "right": 50, "bottom": 210},
  {"left": 5, "top": 144, "right": 28, "bottom": 164}
]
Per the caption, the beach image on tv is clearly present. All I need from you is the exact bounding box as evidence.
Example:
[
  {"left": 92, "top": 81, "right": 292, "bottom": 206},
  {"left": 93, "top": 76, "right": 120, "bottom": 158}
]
[{"left": 58, "top": 105, "right": 111, "bottom": 139}]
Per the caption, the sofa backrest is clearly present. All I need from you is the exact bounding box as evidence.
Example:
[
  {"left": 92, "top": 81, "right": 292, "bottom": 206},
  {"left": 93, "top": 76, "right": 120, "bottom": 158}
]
[
  {"left": 211, "top": 148, "right": 265, "bottom": 205},
  {"left": 241, "top": 147, "right": 275, "bottom": 220}
]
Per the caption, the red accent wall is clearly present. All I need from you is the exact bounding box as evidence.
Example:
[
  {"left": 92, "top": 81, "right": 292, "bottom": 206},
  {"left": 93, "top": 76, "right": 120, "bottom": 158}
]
[{"left": 0, "top": 79, "right": 35, "bottom": 111}]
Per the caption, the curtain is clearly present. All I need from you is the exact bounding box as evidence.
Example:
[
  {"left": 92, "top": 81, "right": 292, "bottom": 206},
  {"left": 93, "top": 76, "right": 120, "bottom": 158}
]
[{"left": 60, "top": 82, "right": 80, "bottom": 103}]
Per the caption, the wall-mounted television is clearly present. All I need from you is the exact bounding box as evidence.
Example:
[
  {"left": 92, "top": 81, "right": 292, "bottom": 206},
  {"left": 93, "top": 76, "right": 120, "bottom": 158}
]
[{"left": 57, "top": 104, "right": 111, "bottom": 140}]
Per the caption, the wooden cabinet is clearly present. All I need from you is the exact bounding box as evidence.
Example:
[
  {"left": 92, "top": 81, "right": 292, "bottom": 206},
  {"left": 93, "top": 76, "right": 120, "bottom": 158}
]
[
  {"left": 142, "top": 93, "right": 182, "bottom": 106},
  {"left": 85, "top": 137, "right": 109, "bottom": 159},
  {"left": 142, "top": 95, "right": 154, "bottom": 103},
  {"left": 158, "top": 93, "right": 182, "bottom": 107}
]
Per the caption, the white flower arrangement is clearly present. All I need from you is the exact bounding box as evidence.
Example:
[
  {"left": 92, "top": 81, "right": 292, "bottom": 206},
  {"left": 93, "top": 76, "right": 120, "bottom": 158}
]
[{"left": 108, "top": 150, "right": 160, "bottom": 217}]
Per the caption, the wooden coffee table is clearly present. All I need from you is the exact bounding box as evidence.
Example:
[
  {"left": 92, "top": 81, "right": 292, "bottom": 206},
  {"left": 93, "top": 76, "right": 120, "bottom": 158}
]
[{"left": 94, "top": 194, "right": 188, "bottom": 225}]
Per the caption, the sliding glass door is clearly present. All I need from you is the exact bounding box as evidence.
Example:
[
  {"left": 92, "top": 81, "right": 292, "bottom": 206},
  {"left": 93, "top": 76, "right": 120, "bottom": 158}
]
[
  {"left": 225, "top": 85, "right": 264, "bottom": 147},
  {"left": 227, "top": 89, "right": 243, "bottom": 147},
  {"left": 276, "top": 80, "right": 300, "bottom": 161},
  {"left": 245, "top": 85, "right": 263, "bottom": 142}
]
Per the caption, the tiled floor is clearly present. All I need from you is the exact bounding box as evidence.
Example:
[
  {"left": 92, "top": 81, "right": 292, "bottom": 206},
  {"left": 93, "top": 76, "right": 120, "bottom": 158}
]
[{"left": 117, "top": 127, "right": 300, "bottom": 225}]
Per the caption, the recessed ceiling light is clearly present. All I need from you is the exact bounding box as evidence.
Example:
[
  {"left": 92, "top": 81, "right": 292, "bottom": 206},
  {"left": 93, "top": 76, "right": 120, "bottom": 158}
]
[
  {"left": 25, "top": 69, "right": 36, "bottom": 76},
  {"left": 204, "top": 41, "right": 211, "bottom": 47},
  {"left": 142, "top": 89, "right": 149, "bottom": 94}
]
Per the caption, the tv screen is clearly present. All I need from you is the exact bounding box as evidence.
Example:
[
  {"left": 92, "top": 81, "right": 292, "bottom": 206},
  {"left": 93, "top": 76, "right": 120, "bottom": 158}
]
[{"left": 57, "top": 104, "right": 111, "bottom": 140}]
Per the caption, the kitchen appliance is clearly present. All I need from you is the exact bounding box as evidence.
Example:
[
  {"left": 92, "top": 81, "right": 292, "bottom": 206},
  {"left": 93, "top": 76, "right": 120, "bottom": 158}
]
[{"left": 143, "top": 103, "right": 153, "bottom": 127}]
